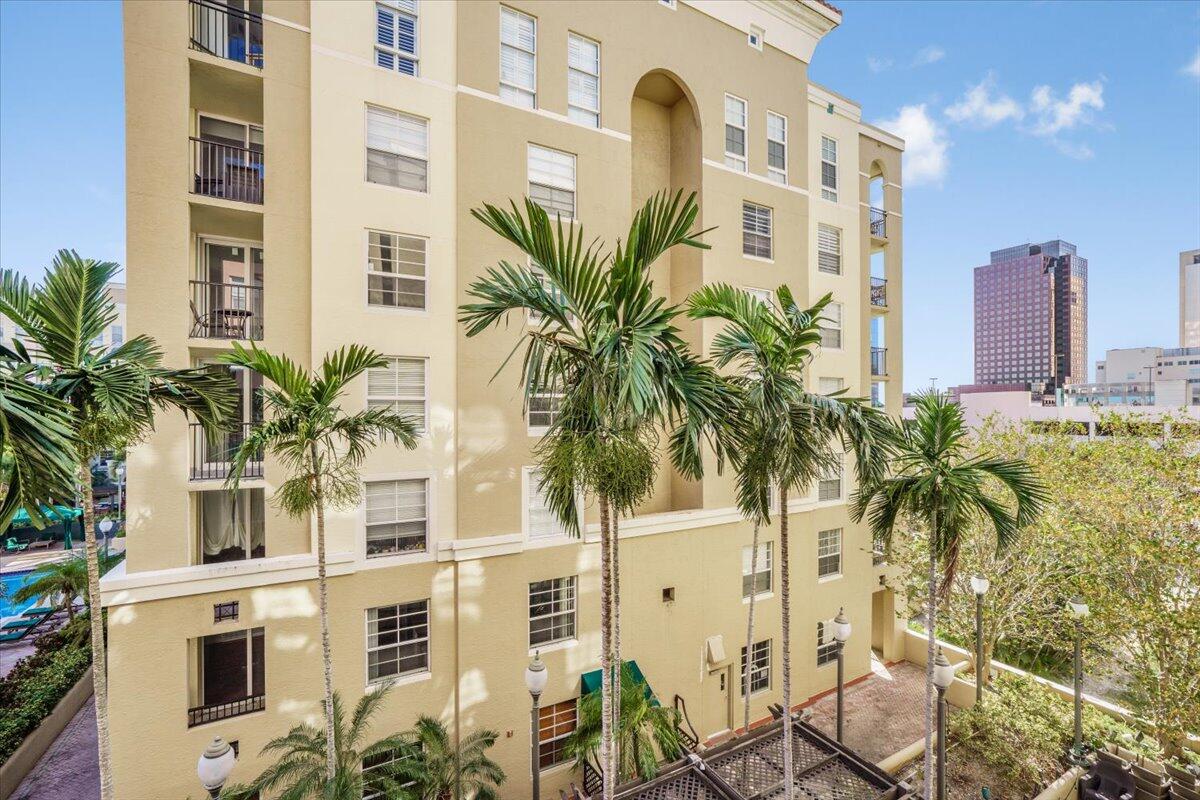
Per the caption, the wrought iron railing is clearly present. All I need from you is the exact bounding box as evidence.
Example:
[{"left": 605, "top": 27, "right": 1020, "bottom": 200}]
[
  {"left": 191, "top": 138, "right": 264, "bottom": 204},
  {"left": 869, "top": 207, "right": 887, "bottom": 238},
  {"left": 582, "top": 761, "right": 602, "bottom": 798},
  {"left": 191, "top": 422, "right": 263, "bottom": 481},
  {"left": 187, "top": 693, "right": 265, "bottom": 727},
  {"left": 871, "top": 347, "right": 887, "bottom": 377},
  {"left": 189, "top": 280, "right": 264, "bottom": 340},
  {"left": 189, "top": 0, "right": 264, "bottom": 68},
  {"left": 870, "top": 276, "right": 887, "bottom": 308}
]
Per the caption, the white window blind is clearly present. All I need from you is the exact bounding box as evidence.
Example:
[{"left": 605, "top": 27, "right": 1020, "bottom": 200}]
[
  {"left": 819, "top": 301, "right": 843, "bottom": 349},
  {"left": 528, "top": 388, "right": 563, "bottom": 431},
  {"left": 367, "top": 357, "right": 426, "bottom": 431},
  {"left": 528, "top": 145, "right": 576, "bottom": 219},
  {"left": 367, "top": 231, "right": 426, "bottom": 310},
  {"left": 817, "top": 224, "right": 841, "bottom": 275},
  {"left": 500, "top": 7, "right": 536, "bottom": 108},
  {"left": 375, "top": 1, "right": 418, "bottom": 76},
  {"left": 820, "top": 136, "right": 838, "bottom": 202},
  {"left": 366, "top": 599, "right": 428, "bottom": 683},
  {"left": 529, "top": 576, "right": 576, "bottom": 646},
  {"left": 742, "top": 202, "right": 772, "bottom": 259},
  {"left": 741, "top": 639, "right": 771, "bottom": 694},
  {"left": 526, "top": 469, "right": 565, "bottom": 540},
  {"left": 365, "top": 479, "right": 428, "bottom": 557},
  {"left": 818, "top": 460, "right": 842, "bottom": 502},
  {"left": 567, "top": 34, "right": 600, "bottom": 127},
  {"left": 766, "top": 112, "right": 787, "bottom": 183},
  {"left": 366, "top": 106, "right": 428, "bottom": 192},
  {"left": 817, "top": 527, "right": 842, "bottom": 577},
  {"left": 724, "top": 95, "right": 747, "bottom": 171},
  {"left": 818, "top": 377, "right": 844, "bottom": 395},
  {"left": 742, "top": 542, "right": 772, "bottom": 598}
]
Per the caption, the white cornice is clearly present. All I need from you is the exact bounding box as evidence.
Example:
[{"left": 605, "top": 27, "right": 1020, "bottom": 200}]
[{"left": 683, "top": 0, "right": 838, "bottom": 64}]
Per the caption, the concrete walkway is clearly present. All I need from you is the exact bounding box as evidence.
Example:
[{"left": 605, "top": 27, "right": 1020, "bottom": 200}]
[{"left": 9, "top": 699, "right": 99, "bottom": 800}]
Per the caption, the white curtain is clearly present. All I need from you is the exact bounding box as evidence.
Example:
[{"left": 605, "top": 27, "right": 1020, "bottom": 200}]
[{"left": 201, "top": 491, "right": 248, "bottom": 556}]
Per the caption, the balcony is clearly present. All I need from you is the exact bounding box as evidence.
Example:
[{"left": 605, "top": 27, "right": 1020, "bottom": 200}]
[
  {"left": 189, "top": 0, "right": 263, "bottom": 68},
  {"left": 871, "top": 347, "right": 888, "bottom": 377},
  {"left": 870, "top": 276, "right": 888, "bottom": 308},
  {"left": 190, "top": 280, "right": 263, "bottom": 340},
  {"left": 188, "top": 626, "right": 265, "bottom": 727},
  {"left": 869, "top": 207, "right": 888, "bottom": 239},
  {"left": 188, "top": 694, "right": 265, "bottom": 728},
  {"left": 191, "top": 422, "right": 263, "bottom": 481},
  {"left": 191, "top": 137, "right": 264, "bottom": 204}
]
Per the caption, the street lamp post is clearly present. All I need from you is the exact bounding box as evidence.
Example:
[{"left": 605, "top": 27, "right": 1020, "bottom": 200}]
[
  {"left": 932, "top": 648, "right": 956, "bottom": 800},
  {"left": 197, "top": 737, "right": 237, "bottom": 799},
  {"left": 98, "top": 518, "right": 114, "bottom": 558},
  {"left": 1067, "top": 596, "right": 1090, "bottom": 764},
  {"left": 970, "top": 575, "right": 990, "bottom": 704},
  {"left": 832, "top": 607, "right": 852, "bottom": 743},
  {"left": 524, "top": 652, "right": 548, "bottom": 800}
]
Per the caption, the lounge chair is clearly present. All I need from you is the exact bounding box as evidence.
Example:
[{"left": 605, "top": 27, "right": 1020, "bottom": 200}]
[
  {"left": 0, "top": 630, "right": 28, "bottom": 644},
  {"left": 4, "top": 537, "right": 29, "bottom": 552},
  {"left": 26, "top": 538, "right": 53, "bottom": 550},
  {"left": 21, "top": 606, "right": 55, "bottom": 616},
  {"left": 2, "top": 618, "right": 40, "bottom": 630}
]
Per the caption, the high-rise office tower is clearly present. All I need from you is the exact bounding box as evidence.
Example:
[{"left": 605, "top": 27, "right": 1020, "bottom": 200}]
[{"left": 1181, "top": 248, "right": 1200, "bottom": 348}]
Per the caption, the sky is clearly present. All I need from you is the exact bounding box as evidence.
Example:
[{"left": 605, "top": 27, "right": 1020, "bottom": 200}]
[{"left": 1, "top": 0, "right": 1198, "bottom": 391}]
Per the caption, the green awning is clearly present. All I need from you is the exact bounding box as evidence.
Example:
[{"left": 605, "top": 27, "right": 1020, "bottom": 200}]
[
  {"left": 9, "top": 505, "right": 82, "bottom": 528},
  {"left": 580, "top": 660, "right": 658, "bottom": 705}
]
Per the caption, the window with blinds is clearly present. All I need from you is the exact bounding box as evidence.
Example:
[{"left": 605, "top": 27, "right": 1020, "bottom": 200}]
[
  {"left": 367, "top": 357, "right": 426, "bottom": 431},
  {"left": 528, "top": 144, "right": 576, "bottom": 219},
  {"left": 528, "top": 388, "right": 563, "bottom": 432},
  {"left": 741, "top": 541, "right": 772, "bottom": 598},
  {"left": 367, "top": 231, "right": 426, "bottom": 310},
  {"left": 818, "top": 460, "right": 842, "bottom": 502},
  {"left": 766, "top": 111, "right": 787, "bottom": 183},
  {"left": 526, "top": 469, "right": 566, "bottom": 540},
  {"left": 818, "top": 377, "right": 844, "bottom": 395},
  {"left": 817, "top": 224, "right": 842, "bottom": 275},
  {"left": 529, "top": 576, "right": 576, "bottom": 646},
  {"left": 744, "top": 287, "right": 773, "bottom": 307},
  {"left": 820, "top": 136, "right": 838, "bottom": 202},
  {"left": 366, "top": 599, "right": 429, "bottom": 683},
  {"left": 364, "top": 479, "right": 428, "bottom": 557},
  {"left": 366, "top": 105, "right": 428, "bottom": 192},
  {"left": 375, "top": 1, "right": 418, "bottom": 76},
  {"left": 538, "top": 700, "right": 578, "bottom": 770},
  {"left": 742, "top": 202, "right": 772, "bottom": 260},
  {"left": 817, "top": 527, "right": 842, "bottom": 577},
  {"left": 724, "top": 95, "right": 747, "bottom": 171},
  {"left": 740, "top": 639, "right": 771, "bottom": 695},
  {"left": 500, "top": 7, "right": 536, "bottom": 108},
  {"left": 567, "top": 34, "right": 600, "bottom": 127},
  {"left": 819, "top": 301, "right": 842, "bottom": 349}
]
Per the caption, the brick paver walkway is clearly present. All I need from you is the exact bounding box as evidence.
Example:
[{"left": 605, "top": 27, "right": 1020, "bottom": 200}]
[{"left": 10, "top": 698, "right": 99, "bottom": 800}]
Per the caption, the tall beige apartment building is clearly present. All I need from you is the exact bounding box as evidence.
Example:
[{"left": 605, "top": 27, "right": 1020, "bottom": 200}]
[
  {"left": 1182, "top": 248, "right": 1200, "bottom": 348},
  {"left": 109, "top": 1, "right": 904, "bottom": 797}
]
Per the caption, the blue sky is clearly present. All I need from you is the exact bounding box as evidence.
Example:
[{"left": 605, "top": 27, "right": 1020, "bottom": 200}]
[{"left": 1, "top": 1, "right": 1198, "bottom": 391}]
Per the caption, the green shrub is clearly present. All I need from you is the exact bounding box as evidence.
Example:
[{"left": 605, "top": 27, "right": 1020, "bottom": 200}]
[{"left": 0, "top": 631, "right": 92, "bottom": 764}]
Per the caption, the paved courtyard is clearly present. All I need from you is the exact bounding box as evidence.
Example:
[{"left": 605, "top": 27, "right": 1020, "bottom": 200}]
[{"left": 10, "top": 698, "right": 99, "bottom": 800}]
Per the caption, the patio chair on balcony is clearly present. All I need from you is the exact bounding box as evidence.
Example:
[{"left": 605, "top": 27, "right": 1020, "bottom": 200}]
[
  {"left": 190, "top": 299, "right": 224, "bottom": 338},
  {"left": 1081, "top": 751, "right": 1136, "bottom": 800}
]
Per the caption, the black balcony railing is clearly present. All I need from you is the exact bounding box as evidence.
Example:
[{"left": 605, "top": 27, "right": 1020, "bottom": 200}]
[
  {"left": 191, "top": 138, "right": 264, "bottom": 204},
  {"left": 869, "top": 207, "right": 887, "bottom": 239},
  {"left": 871, "top": 347, "right": 887, "bottom": 377},
  {"left": 189, "top": 0, "right": 264, "bottom": 68},
  {"left": 190, "top": 280, "right": 264, "bottom": 340},
  {"left": 187, "top": 693, "right": 265, "bottom": 728},
  {"left": 191, "top": 422, "right": 263, "bottom": 481},
  {"left": 870, "top": 276, "right": 888, "bottom": 308}
]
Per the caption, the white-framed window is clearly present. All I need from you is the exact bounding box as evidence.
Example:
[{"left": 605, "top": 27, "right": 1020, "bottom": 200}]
[
  {"left": 748, "top": 25, "right": 764, "bottom": 50},
  {"left": 500, "top": 6, "right": 537, "bottom": 108},
  {"left": 366, "top": 105, "right": 428, "bottom": 192},
  {"left": 367, "top": 230, "right": 427, "bottom": 310},
  {"left": 818, "top": 460, "right": 842, "bottom": 502},
  {"left": 724, "top": 94, "right": 747, "bottom": 172},
  {"left": 741, "top": 639, "right": 771, "bottom": 694},
  {"left": 766, "top": 111, "right": 787, "bottom": 183},
  {"left": 375, "top": 0, "right": 418, "bottom": 76},
  {"left": 742, "top": 202, "right": 772, "bottom": 260},
  {"left": 525, "top": 468, "right": 567, "bottom": 540},
  {"left": 367, "top": 357, "right": 427, "bottom": 432},
  {"left": 744, "top": 287, "right": 773, "bottom": 307},
  {"left": 818, "top": 377, "right": 844, "bottom": 395},
  {"left": 567, "top": 33, "right": 600, "bottom": 127},
  {"left": 817, "top": 527, "right": 842, "bottom": 578},
  {"left": 817, "top": 224, "right": 842, "bottom": 275},
  {"left": 363, "top": 748, "right": 417, "bottom": 800},
  {"left": 816, "top": 621, "right": 838, "bottom": 666},
  {"left": 529, "top": 576, "right": 577, "bottom": 647},
  {"left": 538, "top": 700, "right": 578, "bottom": 770},
  {"left": 366, "top": 599, "right": 429, "bottom": 684},
  {"left": 742, "top": 541, "right": 772, "bottom": 598},
  {"left": 659, "top": 0, "right": 676, "bottom": 7},
  {"left": 528, "top": 144, "right": 576, "bottom": 220},
  {"left": 527, "top": 264, "right": 571, "bottom": 326},
  {"left": 365, "top": 478, "right": 429, "bottom": 557},
  {"left": 819, "top": 301, "right": 843, "bottom": 349},
  {"left": 110, "top": 325, "right": 124, "bottom": 347},
  {"left": 528, "top": 386, "right": 563, "bottom": 433},
  {"left": 820, "top": 136, "right": 838, "bottom": 202}
]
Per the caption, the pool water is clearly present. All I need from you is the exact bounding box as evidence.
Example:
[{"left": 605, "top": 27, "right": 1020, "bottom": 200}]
[{"left": 1, "top": 571, "right": 35, "bottom": 619}]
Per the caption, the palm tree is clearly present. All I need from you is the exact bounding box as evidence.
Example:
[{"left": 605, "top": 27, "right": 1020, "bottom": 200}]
[
  {"left": 460, "top": 191, "right": 735, "bottom": 797},
  {"left": 222, "top": 342, "right": 420, "bottom": 780},
  {"left": 223, "top": 686, "right": 417, "bottom": 800},
  {"left": 10, "top": 552, "right": 123, "bottom": 620},
  {"left": 397, "top": 715, "right": 506, "bottom": 800},
  {"left": 0, "top": 252, "right": 239, "bottom": 800},
  {"left": 852, "top": 391, "right": 1046, "bottom": 799},
  {"left": 566, "top": 665, "right": 684, "bottom": 785},
  {"left": 688, "top": 285, "right": 892, "bottom": 798}
]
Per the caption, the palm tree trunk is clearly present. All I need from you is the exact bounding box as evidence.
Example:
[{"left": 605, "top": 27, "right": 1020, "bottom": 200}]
[
  {"left": 310, "top": 446, "right": 337, "bottom": 782},
  {"left": 611, "top": 511, "right": 621, "bottom": 770},
  {"left": 80, "top": 460, "right": 114, "bottom": 800},
  {"left": 922, "top": 517, "right": 938, "bottom": 800},
  {"left": 779, "top": 486, "right": 793, "bottom": 800},
  {"left": 743, "top": 521, "right": 760, "bottom": 733},
  {"left": 598, "top": 493, "right": 615, "bottom": 799}
]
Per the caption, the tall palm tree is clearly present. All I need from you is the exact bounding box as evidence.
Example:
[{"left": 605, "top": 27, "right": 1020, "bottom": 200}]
[
  {"left": 0, "top": 252, "right": 238, "bottom": 800},
  {"left": 460, "top": 191, "right": 735, "bottom": 797},
  {"left": 852, "top": 391, "right": 1045, "bottom": 799},
  {"left": 688, "top": 285, "right": 892, "bottom": 798},
  {"left": 397, "top": 715, "right": 506, "bottom": 800},
  {"left": 223, "top": 343, "right": 419, "bottom": 780}
]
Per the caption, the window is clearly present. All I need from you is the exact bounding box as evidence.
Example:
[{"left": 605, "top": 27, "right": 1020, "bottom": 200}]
[
  {"left": 816, "top": 621, "right": 838, "bottom": 666},
  {"left": 818, "top": 377, "right": 844, "bottom": 395},
  {"left": 500, "top": 7, "right": 537, "bottom": 108},
  {"left": 367, "top": 357, "right": 426, "bottom": 432},
  {"left": 659, "top": 0, "right": 676, "bottom": 6},
  {"left": 365, "top": 479, "right": 429, "bottom": 557},
  {"left": 529, "top": 576, "right": 576, "bottom": 647},
  {"left": 110, "top": 325, "right": 124, "bottom": 347},
  {"left": 527, "top": 264, "right": 570, "bottom": 325},
  {"left": 528, "top": 387, "right": 563, "bottom": 432},
  {"left": 748, "top": 25, "right": 764, "bottom": 50},
  {"left": 766, "top": 112, "right": 787, "bottom": 183},
  {"left": 820, "top": 136, "right": 838, "bottom": 202},
  {"left": 366, "top": 106, "right": 428, "bottom": 192},
  {"left": 742, "top": 542, "right": 772, "bottom": 598},
  {"left": 817, "top": 224, "right": 841, "bottom": 275},
  {"left": 742, "top": 202, "right": 772, "bottom": 260},
  {"left": 724, "top": 95, "right": 747, "bottom": 171},
  {"left": 197, "top": 489, "right": 265, "bottom": 564},
  {"left": 366, "top": 599, "right": 429, "bottom": 683},
  {"left": 375, "top": 0, "right": 418, "bottom": 76},
  {"left": 363, "top": 748, "right": 417, "bottom": 800},
  {"left": 744, "top": 287, "right": 772, "bottom": 307},
  {"left": 538, "top": 700, "right": 578, "bottom": 770},
  {"left": 817, "top": 528, "right": 842, "bottom": 578},
  {"left": 740, "top": 639, "right": 770, "bottom": 694},
  {"left": 819, "top": 302, "right": 842, "bottom": 349},
  {"left": 871, "top": 381, "right": 886, "bottom": 409},
  {"left": 367, "top": 231, "right": 427, "bottom": 310},
  {"left": 528, "top": 145, "right": 576, "bottom": 220},
  {"left": 567, "top": 34, "right": 600, "bottom": 127},
  {"left": 526, "top": 468, "right": 566, "bottom": 540},
  {"left": 818, "top": 460, "right": 842, "bottom": 502}
]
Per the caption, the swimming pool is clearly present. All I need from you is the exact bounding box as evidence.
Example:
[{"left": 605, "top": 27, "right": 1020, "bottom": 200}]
[{"left": 1, "top": 570, "right": 36, "bottom": 619}]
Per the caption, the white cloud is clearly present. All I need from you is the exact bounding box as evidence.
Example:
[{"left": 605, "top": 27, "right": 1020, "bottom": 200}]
[
  {"left": 1184, "top": 49, "right": 1200, "bottom": 79},
  {"left": 944, "top": 75, "right": 1024, "bottom": 127},
  {"left": 1050, "top": 140, "right": 1095, "bottom": 160},
  {"left": 874, "top": 104, "right": 950, "bottom": 187},
  {"left": 1027, "top": 81, "right": 1104, "bottom": 136},
  {"left": 867, "top": 56, "right": 893, "bottom": 73},
  {"left": 913, "top": 45, "right": 945, "bottom": 66}
]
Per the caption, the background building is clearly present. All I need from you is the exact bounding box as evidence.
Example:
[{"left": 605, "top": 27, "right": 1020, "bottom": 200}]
[
  {"left": 1181, "top": 248, "right": 1200, "bottom": 348},
  {"left": 1, "top": 280, "right": 125, "bottom": 352}
]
